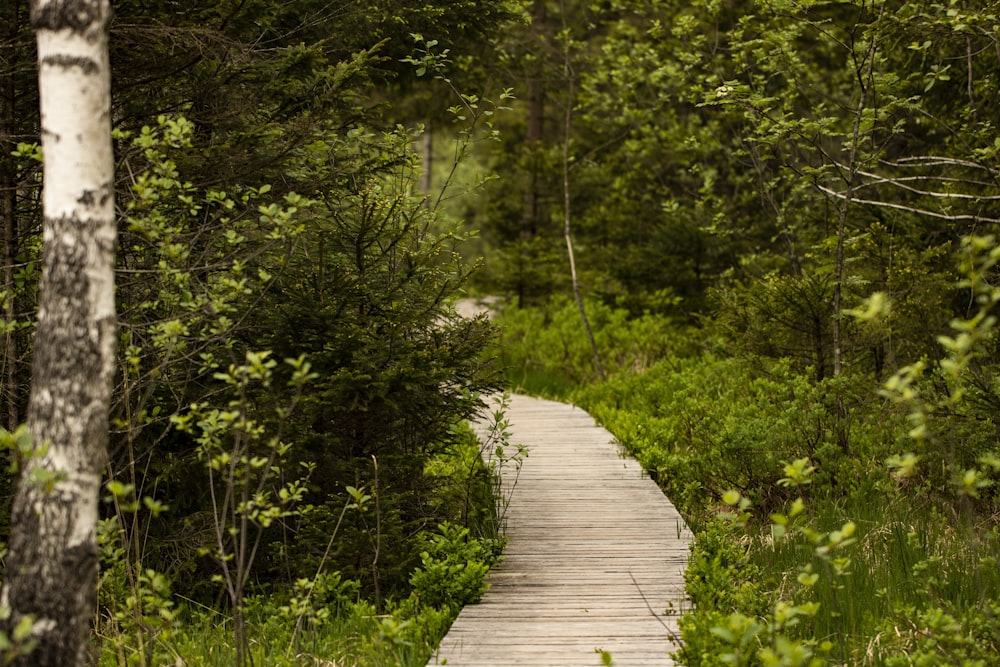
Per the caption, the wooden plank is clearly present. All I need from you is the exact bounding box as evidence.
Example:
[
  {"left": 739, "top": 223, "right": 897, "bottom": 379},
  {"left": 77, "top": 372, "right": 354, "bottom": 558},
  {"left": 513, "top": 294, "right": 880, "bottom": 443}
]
[{"left": 428, "top": 394, "right": 692, "bottom": 667}]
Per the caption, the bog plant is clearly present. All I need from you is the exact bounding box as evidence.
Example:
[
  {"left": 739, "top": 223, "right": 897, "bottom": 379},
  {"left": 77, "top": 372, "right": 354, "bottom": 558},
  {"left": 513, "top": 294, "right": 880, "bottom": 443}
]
[
  {"left": 496, "top": 296, "right": 696, "bottom": 395},
  {"left": 564, "top": 236, "right": 1000, "bottom": 666}
]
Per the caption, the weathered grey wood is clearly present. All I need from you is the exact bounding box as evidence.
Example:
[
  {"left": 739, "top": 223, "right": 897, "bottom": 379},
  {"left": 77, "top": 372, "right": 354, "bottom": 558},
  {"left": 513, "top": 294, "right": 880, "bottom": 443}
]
[{"left": 429, "top": 394, "right": 692, "bottom": 667}]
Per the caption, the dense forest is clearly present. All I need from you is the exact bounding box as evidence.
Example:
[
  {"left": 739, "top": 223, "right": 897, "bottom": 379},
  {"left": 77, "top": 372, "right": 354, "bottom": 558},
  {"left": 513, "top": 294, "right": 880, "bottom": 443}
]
[{"left": 1, "top": 0, "right": 999, "bottom": 665}]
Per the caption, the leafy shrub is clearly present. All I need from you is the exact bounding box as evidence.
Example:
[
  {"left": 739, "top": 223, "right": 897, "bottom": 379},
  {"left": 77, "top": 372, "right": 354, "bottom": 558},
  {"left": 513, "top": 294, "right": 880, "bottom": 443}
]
[
  {"left": 575, "top": 357, "right": 816, "bottom": 515},
  {"left": 882, "top": 600, "right": 1000, "bottom": 666},
  {"left": 575, "top": 355, "right": 907, "bottom": 517},
  {"left": 575, "top": 344, "right": 1000, "bottom": 667},
  {"left": 408, "top": 522, "right": 503, "bottom": 611},
  {"left": 495, "top": 296, "right": 698, "bottom": 394},
  {"left": 676, "top": 519, "right": 769, "bottom": 667}
]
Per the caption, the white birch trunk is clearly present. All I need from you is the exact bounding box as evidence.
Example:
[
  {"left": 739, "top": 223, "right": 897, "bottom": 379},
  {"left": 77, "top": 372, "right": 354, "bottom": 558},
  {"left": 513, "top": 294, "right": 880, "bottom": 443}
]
[{"left": 1, "top": 1, "right": 115, "bottom": 664}]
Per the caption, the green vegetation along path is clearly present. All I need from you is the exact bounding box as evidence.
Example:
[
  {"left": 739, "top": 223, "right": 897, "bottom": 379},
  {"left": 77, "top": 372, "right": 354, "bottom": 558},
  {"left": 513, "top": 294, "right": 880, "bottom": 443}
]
[{"left": 429, "top": 394, "right": 692, "bottom": 666}]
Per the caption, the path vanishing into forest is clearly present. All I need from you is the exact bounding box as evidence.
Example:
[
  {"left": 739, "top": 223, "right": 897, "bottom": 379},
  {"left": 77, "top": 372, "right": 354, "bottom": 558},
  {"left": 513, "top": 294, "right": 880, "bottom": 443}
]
[{"left": 428, "top": 393, "right": 692, "bottom": 666}]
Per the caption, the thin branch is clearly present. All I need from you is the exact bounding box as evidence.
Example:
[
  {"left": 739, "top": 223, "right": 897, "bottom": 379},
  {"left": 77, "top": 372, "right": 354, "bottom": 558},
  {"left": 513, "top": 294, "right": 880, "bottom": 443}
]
[
  {"left": 885, "top": 155, "right": 998, "bottom": 173},
  {"left": 816, "top": 185, "right": 1000, "bottom": 224},
  {"left": 845, "top": 168, "right": 1000, "bottom": 200},
  {"left": 854, "top": 173, "right": 998, "bottom": 189}
]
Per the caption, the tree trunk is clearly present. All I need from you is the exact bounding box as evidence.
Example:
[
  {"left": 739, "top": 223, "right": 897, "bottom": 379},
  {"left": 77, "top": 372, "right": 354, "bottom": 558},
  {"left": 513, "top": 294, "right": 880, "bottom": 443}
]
[
  {"left": 1, "top": 1, "right": 116, "bottom": 665},
  {"left": 560, "top": 25, "right": 604, "bottom": 383},
  {"left": 517, "top": 0, "right": 547, "bottom": 309},
  {"left": 831, "top": 12, "right": 879, "bottom": 454},
  {"left": 523, "top": 35, "right": 544, "bottom": 242}
]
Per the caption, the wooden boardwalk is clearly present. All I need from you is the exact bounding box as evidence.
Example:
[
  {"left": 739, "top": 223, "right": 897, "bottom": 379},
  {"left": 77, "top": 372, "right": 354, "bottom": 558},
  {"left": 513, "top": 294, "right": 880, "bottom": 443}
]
[{"left": 429, "top": 394, "right": 692, "bottom": 666}]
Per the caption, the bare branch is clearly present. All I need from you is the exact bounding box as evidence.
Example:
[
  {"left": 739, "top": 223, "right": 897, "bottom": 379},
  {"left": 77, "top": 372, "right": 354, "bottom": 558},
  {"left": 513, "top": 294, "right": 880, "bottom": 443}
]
[
  {"left": 884, "top": 155, "right": 998, "bottom": 173},
  {"left": 816, "top": 184, "right": 1000, "bottom": 224},
  {"left": 845, "top": 168, "right": 1000, "bottom": 200}
]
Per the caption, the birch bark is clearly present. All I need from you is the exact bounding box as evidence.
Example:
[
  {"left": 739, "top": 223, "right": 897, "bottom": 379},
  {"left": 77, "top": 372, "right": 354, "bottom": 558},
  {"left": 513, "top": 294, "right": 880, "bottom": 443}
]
[{"left": 1, "top": 1, "right": 115, "bottom": 664}]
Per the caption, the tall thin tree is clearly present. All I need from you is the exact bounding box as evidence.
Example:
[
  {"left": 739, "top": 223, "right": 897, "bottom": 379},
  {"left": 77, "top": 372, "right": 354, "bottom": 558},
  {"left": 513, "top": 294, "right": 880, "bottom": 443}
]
[
  {"left": 1, "top": 1, "right": 116, "bottom": 664},
  {"left": 559, "top": 9, "right": 604, "bottom": 383}
]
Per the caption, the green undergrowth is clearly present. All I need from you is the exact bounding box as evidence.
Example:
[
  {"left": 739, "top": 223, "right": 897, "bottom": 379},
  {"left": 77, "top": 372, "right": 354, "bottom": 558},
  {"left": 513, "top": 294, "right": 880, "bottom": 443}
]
[
  {"left": 93, "top": 426, "right": 505, "bottom": 667},
  {"left": 572, "top": 355, "right": 1000, "bottom": 666},
  {"left": 107, "top": 522, "right": 501, "bottom": 667},
  {"left": 574, "top": 356, "right": 904, "bottom": 520},
  {"left": 493, "top": 295, "right": 699, "bottom": 398}
]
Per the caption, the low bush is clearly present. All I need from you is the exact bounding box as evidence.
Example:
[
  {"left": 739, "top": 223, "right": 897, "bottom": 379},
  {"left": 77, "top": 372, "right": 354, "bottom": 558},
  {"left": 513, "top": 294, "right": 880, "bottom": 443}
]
[
  {"left": 93, "top": 422, "right": 507, "bottom": 666},
  {"left": 494, "top": 296, "right": 698, "bottom": 396},
  {"left": 574, "top": 356, "right": 902, "bottom": 518},
  {"left": 574, "top": 351, "right": 1000, "bottom": 666},
  {"left": 408, "top": 522, "right": 503, "bottom": 611}
]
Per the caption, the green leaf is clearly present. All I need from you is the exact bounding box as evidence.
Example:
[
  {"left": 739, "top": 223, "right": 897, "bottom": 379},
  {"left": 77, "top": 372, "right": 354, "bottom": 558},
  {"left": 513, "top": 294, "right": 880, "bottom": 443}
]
[
  {"left": 721, "top": 489, "right": 741, "bottom": 505},
  {"left": 12, "top": 615, "right": 33, "bottom": 642}
]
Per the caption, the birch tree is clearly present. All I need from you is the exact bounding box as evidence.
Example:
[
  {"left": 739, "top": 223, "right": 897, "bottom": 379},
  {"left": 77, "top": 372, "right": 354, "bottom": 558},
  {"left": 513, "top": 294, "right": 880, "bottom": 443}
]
[{"left": 1, "top": 1, "right": 115, "bottom": 665}]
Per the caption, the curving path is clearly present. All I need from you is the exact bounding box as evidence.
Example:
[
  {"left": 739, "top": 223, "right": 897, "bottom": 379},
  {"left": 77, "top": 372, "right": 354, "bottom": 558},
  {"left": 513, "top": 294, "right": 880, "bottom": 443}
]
[{"left": 429, "top": 394, "right": 692, "bottom": 666}]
